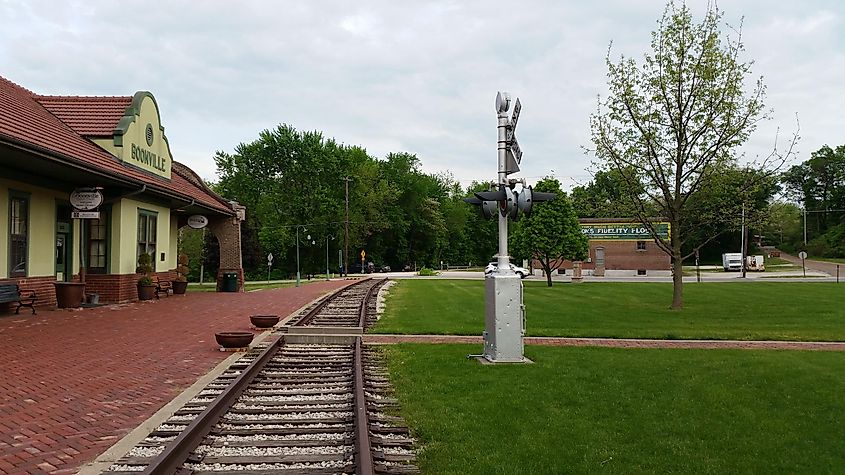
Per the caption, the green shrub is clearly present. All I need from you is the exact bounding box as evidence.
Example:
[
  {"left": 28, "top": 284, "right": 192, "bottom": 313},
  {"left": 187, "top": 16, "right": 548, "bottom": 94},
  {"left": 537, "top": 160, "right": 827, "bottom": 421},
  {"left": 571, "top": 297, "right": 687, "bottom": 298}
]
[{"left": 418, "top": 267, "right": 438, "bottom": 276}]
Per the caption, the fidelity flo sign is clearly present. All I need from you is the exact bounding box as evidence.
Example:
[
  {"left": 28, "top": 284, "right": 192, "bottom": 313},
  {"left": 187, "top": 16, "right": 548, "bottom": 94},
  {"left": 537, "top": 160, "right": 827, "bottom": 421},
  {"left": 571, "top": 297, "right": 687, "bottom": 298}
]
[{"left": 580, "top": 222, "right": 670, "bottom": 241}]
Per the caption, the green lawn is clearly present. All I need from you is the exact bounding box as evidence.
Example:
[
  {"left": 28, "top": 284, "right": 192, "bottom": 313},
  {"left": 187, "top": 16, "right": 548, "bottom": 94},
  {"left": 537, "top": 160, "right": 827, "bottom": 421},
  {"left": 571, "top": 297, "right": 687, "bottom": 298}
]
[
  {"left": 384, "top": 344, "right": 845, "bottom": 474},
  {"left": 373, "top": 280, "right": 845, "bottom": 341}
]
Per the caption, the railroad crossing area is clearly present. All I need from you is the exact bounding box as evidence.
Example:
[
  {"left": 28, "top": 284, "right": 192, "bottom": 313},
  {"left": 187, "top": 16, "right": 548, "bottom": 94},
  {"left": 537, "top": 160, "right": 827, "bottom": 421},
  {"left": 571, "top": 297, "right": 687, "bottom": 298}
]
[{"left": 0, "top": 280, "right": 348, "bottom": 475}]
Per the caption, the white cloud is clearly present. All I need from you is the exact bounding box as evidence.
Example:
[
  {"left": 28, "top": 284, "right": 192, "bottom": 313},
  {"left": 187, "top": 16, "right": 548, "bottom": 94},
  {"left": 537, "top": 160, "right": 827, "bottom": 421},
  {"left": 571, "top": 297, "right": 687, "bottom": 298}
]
[{"left": 1, "top": 0, "right": 841, "bottom": 191}]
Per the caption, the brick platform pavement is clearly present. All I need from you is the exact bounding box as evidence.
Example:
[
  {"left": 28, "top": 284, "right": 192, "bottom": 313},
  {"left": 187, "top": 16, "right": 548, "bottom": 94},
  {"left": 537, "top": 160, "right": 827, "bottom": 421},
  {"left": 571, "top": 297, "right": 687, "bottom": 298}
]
[{"left": 0, "top": 280, "right": 349, "bottom": 475}]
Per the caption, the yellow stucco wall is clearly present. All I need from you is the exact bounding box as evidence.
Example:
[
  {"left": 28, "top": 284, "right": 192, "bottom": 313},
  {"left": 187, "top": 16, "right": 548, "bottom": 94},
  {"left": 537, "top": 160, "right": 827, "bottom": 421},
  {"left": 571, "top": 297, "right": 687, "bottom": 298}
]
[
  {"left": 114, "top": 198, "right": 175, "bottom": 274},
  {"left": 0, "top": 178, "right": 76, "bottom": 279},
  {"left": 93, "top": 94, "right": 173, "bottom": 179},
  {"left": 170, "top": 215, "right": 179, "bottom": 266}
]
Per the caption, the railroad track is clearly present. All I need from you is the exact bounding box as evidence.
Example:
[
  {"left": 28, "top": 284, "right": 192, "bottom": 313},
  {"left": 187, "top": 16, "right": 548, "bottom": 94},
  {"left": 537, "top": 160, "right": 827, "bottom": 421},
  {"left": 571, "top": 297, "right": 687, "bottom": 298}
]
[
  {"left": 105, "top": 277, "right": 417, "bottom": 474},
  {"left": 288, "top": 277, "right": 387, "bottom": 328}
]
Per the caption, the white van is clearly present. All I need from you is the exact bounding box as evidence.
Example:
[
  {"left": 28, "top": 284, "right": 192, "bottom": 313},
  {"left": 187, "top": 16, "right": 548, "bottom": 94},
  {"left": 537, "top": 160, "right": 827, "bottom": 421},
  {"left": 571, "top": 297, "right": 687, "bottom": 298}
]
[{"left": 722, "top": 253, "right": 743, "bottom": 271}]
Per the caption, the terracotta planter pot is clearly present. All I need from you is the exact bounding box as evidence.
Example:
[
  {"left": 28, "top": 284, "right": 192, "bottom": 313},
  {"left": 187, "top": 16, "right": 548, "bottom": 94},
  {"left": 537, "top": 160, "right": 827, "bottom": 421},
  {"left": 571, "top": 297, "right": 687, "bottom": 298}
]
[
  {"left": 215, "top": 332, "right": 254, "bottom": 348},
  {"left": 54, "top": 282, "right": 85, "bottom": 308},
  {"left": 172, "top": 280, "right": 188, "bottom": 295},
  {"left": 250, "top": 314, "right": 280, "bottom": 328},
  {"left": 137, "top": 284, "right": 156, "bottom": 301}
]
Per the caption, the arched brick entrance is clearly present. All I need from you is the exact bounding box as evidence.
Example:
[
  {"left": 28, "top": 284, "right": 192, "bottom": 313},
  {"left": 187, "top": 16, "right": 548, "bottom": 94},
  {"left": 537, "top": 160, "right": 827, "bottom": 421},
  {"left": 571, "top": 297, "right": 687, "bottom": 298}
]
[{"left": 208, "top": 202, "right": 246, "bottom": 291}]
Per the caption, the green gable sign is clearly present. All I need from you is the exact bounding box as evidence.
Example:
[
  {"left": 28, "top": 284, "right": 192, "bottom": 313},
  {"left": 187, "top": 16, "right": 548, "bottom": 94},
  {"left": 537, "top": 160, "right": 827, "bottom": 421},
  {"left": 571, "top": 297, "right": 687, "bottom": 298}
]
[{"left": 581, "top": 222, "right": 670, "bottom": 241}]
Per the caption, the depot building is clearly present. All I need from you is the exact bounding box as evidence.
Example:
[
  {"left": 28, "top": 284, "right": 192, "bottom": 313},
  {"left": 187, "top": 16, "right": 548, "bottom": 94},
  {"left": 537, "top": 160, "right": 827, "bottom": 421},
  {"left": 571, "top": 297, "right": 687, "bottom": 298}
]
[
  {"left": 551, "top": 219, "right": 672, "bottom": 276},
  {"left": 0, "top": 76, "right": 244, "bottom": 308}
]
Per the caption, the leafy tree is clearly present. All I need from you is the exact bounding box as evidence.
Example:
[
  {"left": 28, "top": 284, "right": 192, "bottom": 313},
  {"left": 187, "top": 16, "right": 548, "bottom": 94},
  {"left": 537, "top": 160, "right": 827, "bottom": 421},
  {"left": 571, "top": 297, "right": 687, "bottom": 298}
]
[
  {"left": 462, "top": 181, "right": 499, "bottom": 265},
  {"left": 781, "top": 144, "right": 845, "bottom": 252},
  {"left": 570, "top": 168, "right": 648, "bottom": 218},
  {"left": 511, "top": 178, "right": 588, "bottom": 286},
  {"left": 590, "top": 1, "right": 794, "bottom": 309}
]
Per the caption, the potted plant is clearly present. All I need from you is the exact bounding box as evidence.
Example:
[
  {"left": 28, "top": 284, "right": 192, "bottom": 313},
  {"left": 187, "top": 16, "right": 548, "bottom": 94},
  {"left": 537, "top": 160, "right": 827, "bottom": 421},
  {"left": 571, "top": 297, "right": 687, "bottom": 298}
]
[
  {"left": 172, "top": 254, "right": 189, "bottom": 295},
  {"left": 137, "top": 252, "right": 156, "bottom": 300}
]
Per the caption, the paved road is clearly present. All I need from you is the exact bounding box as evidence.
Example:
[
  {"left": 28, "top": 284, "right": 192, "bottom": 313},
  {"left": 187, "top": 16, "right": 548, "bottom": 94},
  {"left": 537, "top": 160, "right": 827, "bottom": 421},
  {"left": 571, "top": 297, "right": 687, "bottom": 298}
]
[{"left": 778, "top": 252, "right": 843, "bottom": 279}]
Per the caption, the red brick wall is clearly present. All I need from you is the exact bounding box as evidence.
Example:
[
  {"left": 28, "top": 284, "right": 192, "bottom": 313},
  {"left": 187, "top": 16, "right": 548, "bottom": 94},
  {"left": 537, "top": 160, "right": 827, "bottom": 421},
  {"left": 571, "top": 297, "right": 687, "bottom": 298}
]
[
  {"left": 586, "top": 240, "right": 670, "bottom": 270},
  {"left": 0, "top": 276, "right": 57, "bottom": 311},
  {"left": 86, "top": 271, "right": 177, "bottom": 303},
  {"left": 536, "top": 240, "right": 670, "bottom": 272},
  {"left": 0, "top": 270, "right": 180, "bottom": 313},
  {"left": 209, "top": 213, "right": 244, "bottom": 292}
]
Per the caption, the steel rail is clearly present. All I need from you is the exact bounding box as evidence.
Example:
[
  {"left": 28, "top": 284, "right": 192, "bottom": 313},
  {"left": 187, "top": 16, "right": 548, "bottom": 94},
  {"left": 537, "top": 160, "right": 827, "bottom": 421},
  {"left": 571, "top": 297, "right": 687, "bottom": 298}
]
[
  {"left": 353, "top": 337, "right": 375, "bottom": 475},
  {"left": 357, "top": 279, "right": 380, "bottom": 328},
  {"left": 141, "top": 337, "right": 284, "bottom": 474},
  {"left": 294, "top": 277, "right": 372, "bottom": 326}
]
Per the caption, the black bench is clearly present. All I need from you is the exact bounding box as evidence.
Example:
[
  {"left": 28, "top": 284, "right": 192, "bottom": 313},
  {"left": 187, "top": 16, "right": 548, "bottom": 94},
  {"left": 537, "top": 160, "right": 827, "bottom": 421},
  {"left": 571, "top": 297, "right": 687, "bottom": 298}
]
[
  {"left": 0, "top": 283, "right": 36, "bottom": 315},
  {"left": 152, "top": 276, "right": 172, "bottom": 299}
]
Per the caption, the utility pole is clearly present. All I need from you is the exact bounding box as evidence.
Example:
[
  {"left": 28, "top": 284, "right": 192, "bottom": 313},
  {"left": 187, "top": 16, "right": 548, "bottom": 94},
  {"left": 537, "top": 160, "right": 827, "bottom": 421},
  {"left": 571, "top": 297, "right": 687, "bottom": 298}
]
[
  {"left": 741, "top": 202, "right": 747, "bottom": 279},
  {"left": 803, "top": 207, "right": 807, "bottom": 246},
  {"left": 343, "top": 176, "right": 352, "bottom": 277}
]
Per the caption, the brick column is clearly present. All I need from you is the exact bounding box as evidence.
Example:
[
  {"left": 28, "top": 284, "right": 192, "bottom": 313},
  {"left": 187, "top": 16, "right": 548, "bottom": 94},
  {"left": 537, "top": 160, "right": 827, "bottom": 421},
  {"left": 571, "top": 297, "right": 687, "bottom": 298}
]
[{"left": 209, "top": 202, "right": 246, "bottom": 291}]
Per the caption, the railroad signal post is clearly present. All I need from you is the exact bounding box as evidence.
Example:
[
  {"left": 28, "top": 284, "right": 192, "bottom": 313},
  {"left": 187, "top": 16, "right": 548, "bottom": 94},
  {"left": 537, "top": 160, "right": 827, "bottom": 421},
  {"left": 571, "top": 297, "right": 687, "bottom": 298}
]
[{"left": 464, "top": 92, "right": 554, "bottom": 364}]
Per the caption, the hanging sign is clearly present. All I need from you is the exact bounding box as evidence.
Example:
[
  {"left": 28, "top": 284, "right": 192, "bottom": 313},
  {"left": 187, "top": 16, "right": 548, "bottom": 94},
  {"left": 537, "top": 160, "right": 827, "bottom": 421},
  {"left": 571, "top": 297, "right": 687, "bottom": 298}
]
[
  {"left": 187, "top": 215, "right": 209, "bottom": 229},
  {"left": 69, "top": 189, "right": 103, "bottom": 211}
]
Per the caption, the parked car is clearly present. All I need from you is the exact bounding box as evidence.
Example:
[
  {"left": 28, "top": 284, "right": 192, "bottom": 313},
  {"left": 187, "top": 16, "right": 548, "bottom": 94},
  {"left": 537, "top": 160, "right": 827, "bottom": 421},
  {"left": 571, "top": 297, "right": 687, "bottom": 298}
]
[{"left": 484, "top": 261, "right": 530, "bottom": 279}]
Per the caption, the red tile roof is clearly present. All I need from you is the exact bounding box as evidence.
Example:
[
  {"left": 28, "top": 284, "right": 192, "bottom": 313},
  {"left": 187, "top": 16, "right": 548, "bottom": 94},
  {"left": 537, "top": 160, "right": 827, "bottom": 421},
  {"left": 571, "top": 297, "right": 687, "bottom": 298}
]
[
  {"left": 35, "top": 95, "right": 132, "bottom": 137},
  {"left": 0, "top": 76, "right": 232, "bottom": 215}
]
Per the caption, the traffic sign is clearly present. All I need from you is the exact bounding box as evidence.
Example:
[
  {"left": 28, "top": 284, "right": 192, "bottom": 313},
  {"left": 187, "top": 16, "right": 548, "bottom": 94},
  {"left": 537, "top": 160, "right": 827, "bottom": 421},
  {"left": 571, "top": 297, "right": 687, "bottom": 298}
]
[
  {"left": 505, "top": 150, "right": 520, "bottom": 175},
  {"left": 267, "top": 253, "right": 273, "bottom": 263},
  {"left": 508, "top": 98, "right": 522, "bottom": 141},
  {"left": 360, "top": 250, "right": 366, "bottom": 259},
  {"left": 509, "top": 136, "right": 522, "bottom": 164},
  {"left": 798, "top": 251, "right": 807, "bottom": 259}
]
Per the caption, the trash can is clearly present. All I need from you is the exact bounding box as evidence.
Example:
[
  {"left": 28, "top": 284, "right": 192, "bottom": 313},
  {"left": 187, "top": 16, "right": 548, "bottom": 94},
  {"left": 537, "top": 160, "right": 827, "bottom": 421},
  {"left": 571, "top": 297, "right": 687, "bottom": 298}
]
[{"left": 222, "top": 272, "right": 239, "bottom": 292}]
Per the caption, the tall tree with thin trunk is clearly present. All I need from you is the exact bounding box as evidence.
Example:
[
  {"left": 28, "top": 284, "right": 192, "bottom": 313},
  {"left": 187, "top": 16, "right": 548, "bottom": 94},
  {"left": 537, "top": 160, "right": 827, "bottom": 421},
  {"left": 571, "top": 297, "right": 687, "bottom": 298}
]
[{"left": 590, "top": 1, "right": 794, "bottom": 309}]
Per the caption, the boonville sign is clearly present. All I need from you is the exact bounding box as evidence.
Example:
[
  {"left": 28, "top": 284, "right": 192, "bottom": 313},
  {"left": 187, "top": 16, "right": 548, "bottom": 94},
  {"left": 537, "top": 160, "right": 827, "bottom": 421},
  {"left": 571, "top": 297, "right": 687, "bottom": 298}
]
[{"left": 130, "top": 143, "right": 167, "bottom": 173}]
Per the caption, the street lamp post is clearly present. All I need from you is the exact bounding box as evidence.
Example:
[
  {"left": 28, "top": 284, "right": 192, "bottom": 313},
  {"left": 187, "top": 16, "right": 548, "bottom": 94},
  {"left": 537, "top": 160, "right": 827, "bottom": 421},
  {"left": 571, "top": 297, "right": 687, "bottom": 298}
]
[
  {"left": 325, "top": 234, "right": 335, "bottom": 280},
  {"left": 295, "top": 225, "right": 309, "bottom": 287}
]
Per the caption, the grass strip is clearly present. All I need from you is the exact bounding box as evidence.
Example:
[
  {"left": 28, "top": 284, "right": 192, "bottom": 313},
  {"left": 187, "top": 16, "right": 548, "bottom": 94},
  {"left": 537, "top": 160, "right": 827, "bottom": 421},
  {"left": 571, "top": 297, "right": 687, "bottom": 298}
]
[
  {"left": 384, "top": 343, "right": 845, "bottom": 474},
  {"left": 372, "top": 280, "right": 845, "bottom": 341}
]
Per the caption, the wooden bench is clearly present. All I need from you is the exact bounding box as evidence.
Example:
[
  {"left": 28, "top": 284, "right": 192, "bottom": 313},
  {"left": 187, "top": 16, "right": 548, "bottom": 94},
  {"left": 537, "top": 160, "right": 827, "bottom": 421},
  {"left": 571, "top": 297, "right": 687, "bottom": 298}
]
[
  {"left": 151, "top": 276, "right": 172, "bottom": 299},
  {"left": 0, "top": 283, "right": 36, "bottom": 315}
]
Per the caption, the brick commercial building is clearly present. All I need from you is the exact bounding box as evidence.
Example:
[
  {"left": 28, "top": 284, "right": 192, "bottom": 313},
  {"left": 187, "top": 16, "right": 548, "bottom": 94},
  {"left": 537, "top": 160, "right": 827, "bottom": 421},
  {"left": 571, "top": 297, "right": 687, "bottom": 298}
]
[
  {"left": 547, "top": 218, "right": 671, "bottom": 277},
  {"left": 0, "top": 76, "right": 244, "bottom": 308}
]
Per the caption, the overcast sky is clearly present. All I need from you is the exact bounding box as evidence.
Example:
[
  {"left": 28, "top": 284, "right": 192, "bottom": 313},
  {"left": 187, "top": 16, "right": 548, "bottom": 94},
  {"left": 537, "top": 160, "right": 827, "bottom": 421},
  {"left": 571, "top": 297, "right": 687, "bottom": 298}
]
[{"left": 1, "top": 1, "right": 841, "bottom": 191}]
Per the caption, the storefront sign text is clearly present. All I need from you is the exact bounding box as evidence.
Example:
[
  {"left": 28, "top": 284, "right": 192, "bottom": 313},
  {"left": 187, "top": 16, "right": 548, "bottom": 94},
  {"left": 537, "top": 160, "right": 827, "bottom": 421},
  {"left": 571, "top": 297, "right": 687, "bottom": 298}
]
[
  {"left": 130, "top": 143, "right": 167, "bottom": 172},
  {"left": 581, "top": 222, "right": 670, "bottom": 240}
]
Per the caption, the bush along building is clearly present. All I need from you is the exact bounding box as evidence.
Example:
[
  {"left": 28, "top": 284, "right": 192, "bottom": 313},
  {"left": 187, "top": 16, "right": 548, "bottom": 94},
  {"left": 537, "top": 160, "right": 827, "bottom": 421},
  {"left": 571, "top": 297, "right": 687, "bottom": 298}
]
[{"left": 0, "top": 76, "right": 244, "bottom": 309}]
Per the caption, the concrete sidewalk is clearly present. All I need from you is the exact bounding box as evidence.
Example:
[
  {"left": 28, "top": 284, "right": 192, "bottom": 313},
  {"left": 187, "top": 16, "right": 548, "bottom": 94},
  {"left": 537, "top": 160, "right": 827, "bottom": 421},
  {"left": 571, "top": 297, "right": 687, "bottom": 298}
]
[{"left": 0, "top": 280, "right": 348, "bottom": 474}]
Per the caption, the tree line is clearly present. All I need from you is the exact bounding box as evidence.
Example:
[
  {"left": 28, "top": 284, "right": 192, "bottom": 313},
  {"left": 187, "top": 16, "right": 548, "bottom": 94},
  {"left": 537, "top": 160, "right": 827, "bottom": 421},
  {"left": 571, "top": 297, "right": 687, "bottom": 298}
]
[{"left": 179, "top": 0, "right": 839, "bottom": 312}]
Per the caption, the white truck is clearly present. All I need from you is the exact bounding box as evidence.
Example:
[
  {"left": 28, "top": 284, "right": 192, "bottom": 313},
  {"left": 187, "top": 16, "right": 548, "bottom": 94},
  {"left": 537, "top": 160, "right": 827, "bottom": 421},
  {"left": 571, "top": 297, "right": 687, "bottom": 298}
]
[
  {"left": 746, "top": 255, "right": 765, "bottom": 271},
  {"left": 722, "top": 253, "right": 743, "bottom": 271}
]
